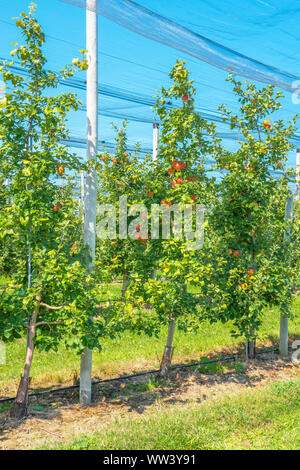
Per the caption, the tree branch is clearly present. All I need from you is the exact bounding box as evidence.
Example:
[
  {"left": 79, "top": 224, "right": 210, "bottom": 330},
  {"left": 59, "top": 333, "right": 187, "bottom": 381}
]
[
  {"left": 39, "top": 302, "right": 67, "bottom": 310},
  {"left": 34, "top": 321, "right": 64, "bottom": 327}
]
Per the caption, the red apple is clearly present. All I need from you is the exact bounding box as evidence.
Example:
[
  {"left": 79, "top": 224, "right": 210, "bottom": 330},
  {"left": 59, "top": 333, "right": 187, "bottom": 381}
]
[
  {"left": 57, "top": 166, "right": 65, "bottom": 175},
  {"left": 182, "top": 94, "right": 189, "bottom": 102}
]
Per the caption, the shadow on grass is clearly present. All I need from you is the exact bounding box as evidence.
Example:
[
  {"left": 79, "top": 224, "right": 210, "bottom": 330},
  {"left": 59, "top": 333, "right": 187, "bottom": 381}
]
[{"left": 0, "top": 345, "right": 296, "bottom": 447}]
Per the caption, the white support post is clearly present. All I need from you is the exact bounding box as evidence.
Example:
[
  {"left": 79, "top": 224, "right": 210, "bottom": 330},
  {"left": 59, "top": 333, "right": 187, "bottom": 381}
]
[
  {"left": 80, "top": 171, "right": 85, "bottom": 222},
  {"left": 279, "top": 195, "right": 294, "bottom": 358},
  {"left": 152, "top": 122, "right": 159, "bottom": 162},
  {"left": 296, "top": 149, "right": 300, "bottom": 202},
  {"left": 80, "top": 0, "right": 98, "bottom": 405},
  {"left": 151, "top": 123, "right": 159, "bottom": 280}
]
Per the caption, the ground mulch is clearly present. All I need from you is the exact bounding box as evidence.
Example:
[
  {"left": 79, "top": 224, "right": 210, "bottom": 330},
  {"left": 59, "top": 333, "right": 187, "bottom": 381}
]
[{"left": 0, "top": 351, "right": 299, "bottom": 450}]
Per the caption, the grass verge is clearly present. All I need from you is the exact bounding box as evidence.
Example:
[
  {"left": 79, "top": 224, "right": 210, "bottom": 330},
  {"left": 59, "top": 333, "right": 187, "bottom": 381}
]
[
  {"left": 41, "top": 379, "right": 300, "bottom": 450},
  {"left": 0, "top": 296, "right": 299, "bottom": 396}
]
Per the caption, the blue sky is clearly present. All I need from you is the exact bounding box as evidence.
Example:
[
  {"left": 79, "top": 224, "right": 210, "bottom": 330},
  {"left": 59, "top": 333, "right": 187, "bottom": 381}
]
[{"left": 0, "top": 0, "right": 299, "bottom": 174}]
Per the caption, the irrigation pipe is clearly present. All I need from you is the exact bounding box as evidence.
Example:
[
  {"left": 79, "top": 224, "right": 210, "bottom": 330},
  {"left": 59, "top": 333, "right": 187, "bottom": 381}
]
[{"left": 0, "top": 345, "right": 284, "bottom": 404}]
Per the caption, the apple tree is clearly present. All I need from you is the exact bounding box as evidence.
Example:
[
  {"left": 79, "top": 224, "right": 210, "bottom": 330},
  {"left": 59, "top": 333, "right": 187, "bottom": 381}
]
[
  {"left": 0, "top": 6, "right": 118, "bottom": 418},
  {"left": 205, "top": 76, "right": 298, "bottom": 357},
  {"left": 96, "top": 121, "right": 158, "bottom": 300},
  {"left": 126, "top": 61, "right": 219, "bottom": 375}
]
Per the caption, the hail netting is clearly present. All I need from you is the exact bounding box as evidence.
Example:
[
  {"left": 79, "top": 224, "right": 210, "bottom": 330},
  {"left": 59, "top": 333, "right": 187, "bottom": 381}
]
[{"left": 60, "top": 0, "right": 299, "bottom": 92}]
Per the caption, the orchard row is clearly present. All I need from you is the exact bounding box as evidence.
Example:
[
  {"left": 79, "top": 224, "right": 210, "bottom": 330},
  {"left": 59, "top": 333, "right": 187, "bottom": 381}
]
[{"left": 0, "top": 8, "right": 299, "bottom": 418}]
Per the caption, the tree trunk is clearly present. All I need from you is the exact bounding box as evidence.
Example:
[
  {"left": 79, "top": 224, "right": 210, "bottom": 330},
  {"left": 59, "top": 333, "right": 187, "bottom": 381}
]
[
  {"left": 159, "top": 318, "right": 176, "bottom": 377},
  {"left": 246, "top": 328, "right": 256, "bottom": 360},
  {"left": 10, "top": 297, "right": 40, "bottom": 419},
  {"left": 247, "top": 338, "right": 256, "bottom": 359}
]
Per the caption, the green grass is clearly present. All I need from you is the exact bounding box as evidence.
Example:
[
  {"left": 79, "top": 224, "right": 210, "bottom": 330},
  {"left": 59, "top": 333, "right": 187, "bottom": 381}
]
[
  {"left": 96, "top": 282, "right": 123, "bottom": 301},
  {"left": 0, "top": 296, "right": 299, "bottom": 395},
  {"left": 41, "top": 379, "right": 300, "bottom": 450}
]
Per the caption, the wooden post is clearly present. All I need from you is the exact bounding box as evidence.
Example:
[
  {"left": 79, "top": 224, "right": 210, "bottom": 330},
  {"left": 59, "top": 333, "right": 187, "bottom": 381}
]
[
  {"left": 80, "top": 0, "right": 98, "bottom": 405},
  {"left": 279, "top": 196, "right": 294, "bottom": 358}
]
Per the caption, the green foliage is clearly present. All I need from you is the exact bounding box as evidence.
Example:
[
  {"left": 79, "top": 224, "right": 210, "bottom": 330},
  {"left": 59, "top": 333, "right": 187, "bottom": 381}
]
[
  {"left": 124, "top": 61, "right": 219, "bottom": 332},
  {"left": 201, "top": 76, "right": 299, "bottom": 340},
  {"left": 198, "top": 356, "right": 224, "bottom": 373},
  {"left": 96, "top": 122, "right": 156, "bottom": 284},
  {"left": 0, "top": 5, "right": 119, "bottom": 360},
  {"left": 234, "top": 361, "right": 246, "bottom": 374}
]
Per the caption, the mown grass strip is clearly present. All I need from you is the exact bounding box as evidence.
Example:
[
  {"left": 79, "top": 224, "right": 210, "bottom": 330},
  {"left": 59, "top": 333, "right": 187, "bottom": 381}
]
[
  {"left": 41, "top": 379, "right": 300, "bottom": 450},
  {"left": 1, "top": 297, "right": 299, "bottom": 395}
]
